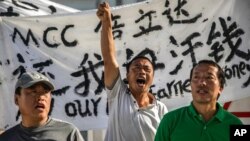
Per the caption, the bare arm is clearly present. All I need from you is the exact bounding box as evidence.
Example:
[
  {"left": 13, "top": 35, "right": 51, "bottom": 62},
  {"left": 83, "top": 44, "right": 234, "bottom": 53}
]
[{"left": 97, "top": 2, "right": 119, "bottom": 89}]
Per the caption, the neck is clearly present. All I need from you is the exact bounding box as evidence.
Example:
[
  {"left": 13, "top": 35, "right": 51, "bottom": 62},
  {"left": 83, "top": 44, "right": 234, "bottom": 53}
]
[
  {"left": 21, "top": 116, "right": 49, "bottom": 128},
  {"left": 193, "top": 102, "right": 217, "bottom": 122},
  {"left": 132, "top": 92, "right": 153, "bottom": 108}
]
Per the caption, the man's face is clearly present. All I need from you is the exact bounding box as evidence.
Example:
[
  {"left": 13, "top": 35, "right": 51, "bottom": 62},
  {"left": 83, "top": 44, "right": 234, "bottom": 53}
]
[
  {"left": 15, "top": 83, "right": 51, "bottom": 122},
  {"left": 127, "top": 58, "right": 154, "bottom": 94},
  {"left": 191, "top": 63, "right": 223, "bottom": 105}
]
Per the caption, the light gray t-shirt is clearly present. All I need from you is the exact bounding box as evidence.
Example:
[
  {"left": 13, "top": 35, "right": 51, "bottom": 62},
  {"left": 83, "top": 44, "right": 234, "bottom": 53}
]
[
  {"left": 0, "top": 118, "right": 84, "bottom": 141},
  {"left": 104, "top": 75, "right": 168, "bottom": 141}
]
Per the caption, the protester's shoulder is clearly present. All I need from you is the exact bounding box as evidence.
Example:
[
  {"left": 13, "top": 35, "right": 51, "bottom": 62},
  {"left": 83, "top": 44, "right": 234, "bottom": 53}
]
[
  {"left": 50, "top": 118, "right": 78, "bottom": 130},
  {"left": 155, "top": 100, "right": 168, "bottom": 116},
  {"left": 159, "top": 106, "right": 189, "bottom": 127},
  {"left": 221, "top": 109, "right": 243, "bottom": 124},
  {"left": 106, "top": 73, "right": 123, "bottom": 90},
  {"left": 163, "top": 106, "right": 189, "bottom": 119},
  {"left": 155, "top": 100, "right": 166, "bottom": 107},
  {"left": 0, "top": 124, "right": 19, "bottom": 139}
]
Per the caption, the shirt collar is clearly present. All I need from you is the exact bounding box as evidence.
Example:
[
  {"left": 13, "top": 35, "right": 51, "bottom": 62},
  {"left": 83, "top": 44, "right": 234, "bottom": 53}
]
[{"left": 188, "top": 102, "right": 225, "bottom": 122}]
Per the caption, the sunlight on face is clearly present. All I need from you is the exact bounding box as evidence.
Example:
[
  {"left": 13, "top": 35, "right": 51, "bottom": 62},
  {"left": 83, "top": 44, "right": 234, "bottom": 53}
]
[
  {"left": 127, "top": 58, "right": 154, "bottom": 94},
  {"left": 16, "top": 83, "right": 52, "bottom": 122},
  {"left": 191, "top": 64, "right": 223, "bottom": 105}
]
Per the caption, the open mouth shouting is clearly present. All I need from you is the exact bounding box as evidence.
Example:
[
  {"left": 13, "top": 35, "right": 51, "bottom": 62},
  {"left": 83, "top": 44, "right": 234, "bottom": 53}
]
[{"left": 136, "top": 78, "right": 146, "bottom": 87}]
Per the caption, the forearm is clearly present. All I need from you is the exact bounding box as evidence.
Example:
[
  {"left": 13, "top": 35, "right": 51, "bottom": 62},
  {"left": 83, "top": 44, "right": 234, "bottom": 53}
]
[
  {"left": 99, "top": 6, "right": 119, "bottom": 88},
  {"left": 101, "top": 20, "right": 115, "bottom": 63}
]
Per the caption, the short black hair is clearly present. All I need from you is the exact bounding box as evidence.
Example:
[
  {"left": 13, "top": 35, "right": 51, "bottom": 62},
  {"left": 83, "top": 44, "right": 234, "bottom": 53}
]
[
  {"left": 190, "top": 60, "right": 226, "bottom": 88},
  {"left": 126, "top": 56, "right": 155, "bottom": 73},
  {"left": 15, "top": 87, "right": 21, "bottom": 95}
]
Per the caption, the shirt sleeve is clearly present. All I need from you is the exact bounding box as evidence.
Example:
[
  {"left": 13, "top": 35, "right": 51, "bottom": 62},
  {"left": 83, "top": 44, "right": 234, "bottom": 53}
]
[
  {"left": 157, "top": 101, "right": 168, "bottom": 118},
  {"left": 105, "top": 73, "right": 128, "bottom": 114}
]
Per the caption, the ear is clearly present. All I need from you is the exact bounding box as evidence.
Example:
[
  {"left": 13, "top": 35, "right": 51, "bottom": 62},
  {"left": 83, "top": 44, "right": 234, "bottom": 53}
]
[
  {"left": 219, "top": 87, "right": 224, "bottom": 93},
  {"left": 217, "top": 87, "right": 223, "bottom": 100},
  {"left": 126, "top": 73, "right": 129, "bottom": 80}
]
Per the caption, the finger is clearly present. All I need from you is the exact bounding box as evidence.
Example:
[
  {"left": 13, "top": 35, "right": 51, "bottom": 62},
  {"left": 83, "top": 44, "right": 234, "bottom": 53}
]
[
  {"left": 96, "top": 11, "right": 104, "bottom": 17},
  {"left": 101, "top": 1, "right": 110, "bottom": 8}
]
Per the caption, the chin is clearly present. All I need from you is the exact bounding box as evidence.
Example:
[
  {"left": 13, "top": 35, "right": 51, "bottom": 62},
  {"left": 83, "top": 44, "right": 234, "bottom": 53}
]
[
  {"left": 36, "top": 112, "right": 49, "bottom": 117},
  {"left": 196, "top": 100, "right": 211, "bottom": 104}
]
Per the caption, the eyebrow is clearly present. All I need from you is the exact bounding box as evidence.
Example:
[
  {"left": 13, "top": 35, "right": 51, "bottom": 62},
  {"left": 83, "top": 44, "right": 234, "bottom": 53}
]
[
  {"left": 193, "top": 71, "right": 216, "bottom": 76},
  {"left": 133, "top": 64, "right": 152, "bottom": 68}
]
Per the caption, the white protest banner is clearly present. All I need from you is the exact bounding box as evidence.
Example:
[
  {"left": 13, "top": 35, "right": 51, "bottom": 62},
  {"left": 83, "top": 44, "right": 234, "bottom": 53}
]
[
  {"left": 0, "top": 0, "right": 250, "bottom": 130},
  {"left": 0, "top": 0, "right": 79, "bottom": 16}
]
